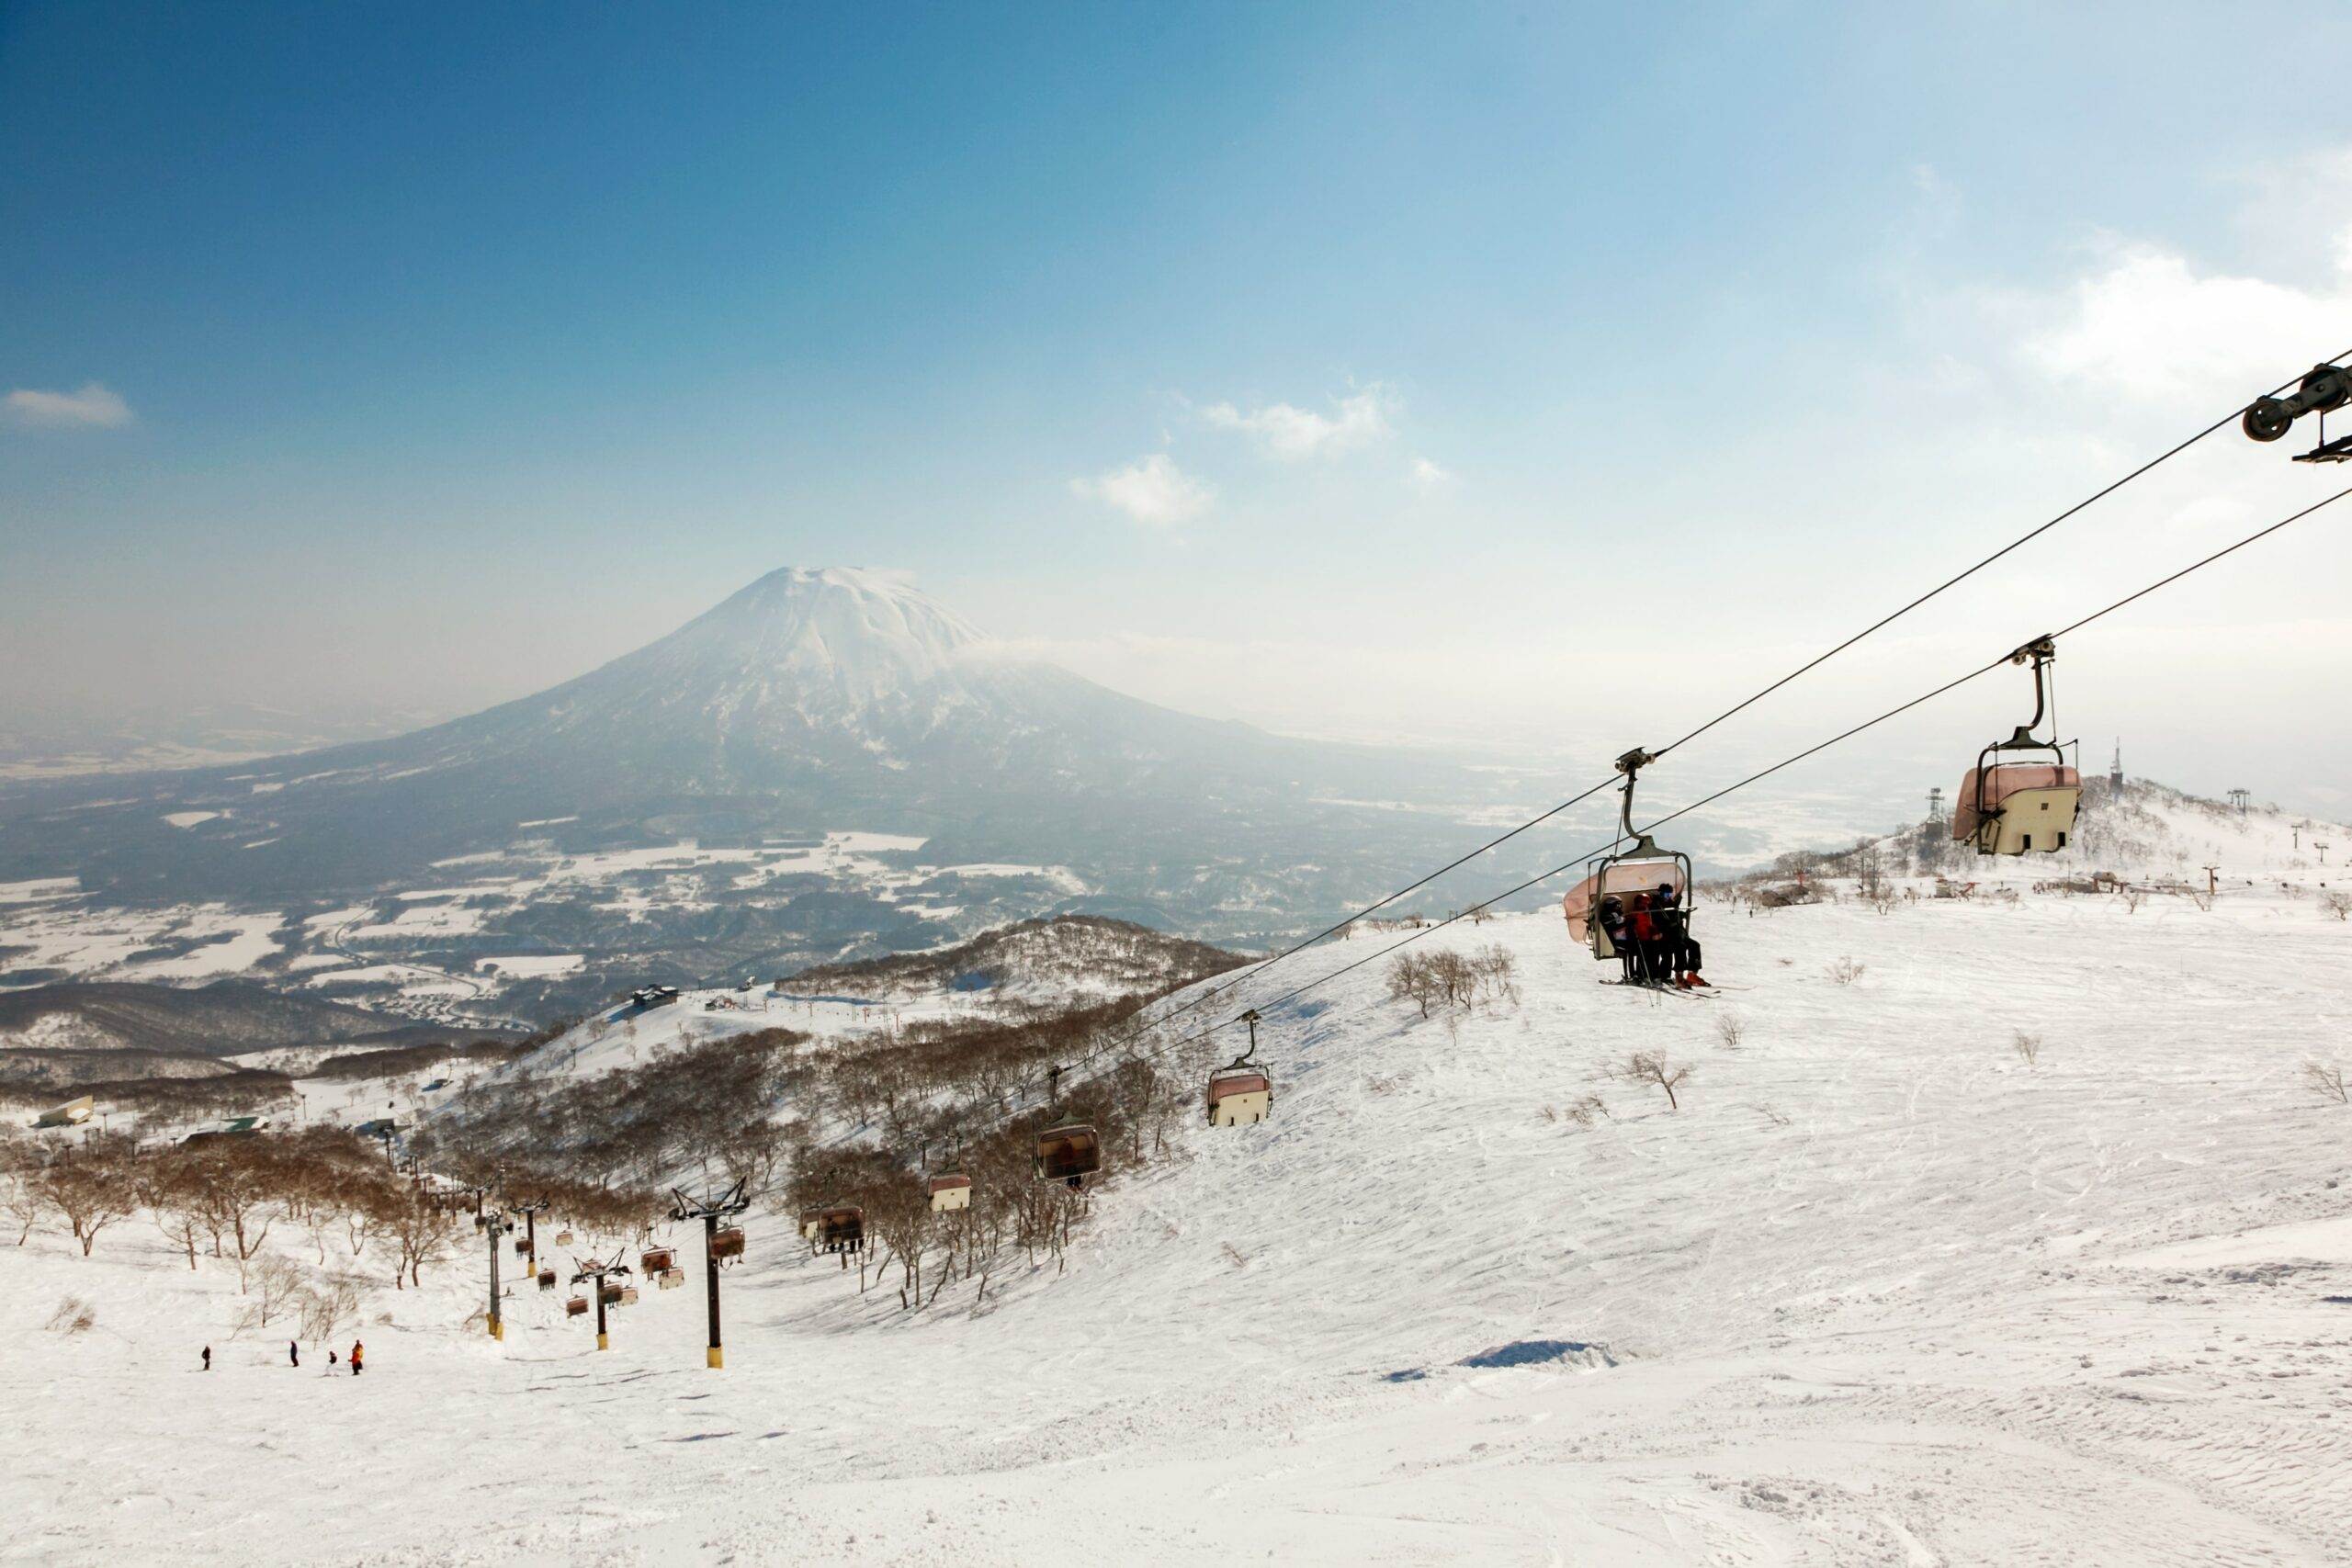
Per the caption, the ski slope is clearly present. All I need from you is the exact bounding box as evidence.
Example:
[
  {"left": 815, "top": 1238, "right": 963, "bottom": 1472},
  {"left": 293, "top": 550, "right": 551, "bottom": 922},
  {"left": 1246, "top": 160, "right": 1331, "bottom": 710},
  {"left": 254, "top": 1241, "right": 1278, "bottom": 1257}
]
[{"left": 4, "top": 886, "right": 2348, "bottom": 1564}]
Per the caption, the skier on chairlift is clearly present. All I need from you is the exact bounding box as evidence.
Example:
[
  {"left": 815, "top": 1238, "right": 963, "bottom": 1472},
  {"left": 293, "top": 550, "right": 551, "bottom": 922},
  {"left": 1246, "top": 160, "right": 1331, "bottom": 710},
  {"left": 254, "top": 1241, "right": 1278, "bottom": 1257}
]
[
  {"left": 1598, "top": 895, "right": 1634, "bottom": 982},
  {"left": 1626, "top": 890, "right": 1661, "bottom": 983},
  {"left": 1653, "top": 883, "right": 1707, "bottom": 988}
]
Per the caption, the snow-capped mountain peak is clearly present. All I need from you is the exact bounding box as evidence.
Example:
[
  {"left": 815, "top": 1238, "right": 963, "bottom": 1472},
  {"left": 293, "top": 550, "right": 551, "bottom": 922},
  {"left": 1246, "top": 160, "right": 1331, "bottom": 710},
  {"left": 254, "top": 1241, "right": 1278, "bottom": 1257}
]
[{"left": 618, "top": 566, "right": 994, "bottom": 723}]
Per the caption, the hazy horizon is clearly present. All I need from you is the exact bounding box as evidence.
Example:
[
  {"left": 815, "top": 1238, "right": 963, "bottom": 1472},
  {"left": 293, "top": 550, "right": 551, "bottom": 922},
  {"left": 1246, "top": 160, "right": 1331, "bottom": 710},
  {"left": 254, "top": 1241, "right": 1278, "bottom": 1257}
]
[{"left": 7, "top": 5, "right": 2352, "bottom": 818}]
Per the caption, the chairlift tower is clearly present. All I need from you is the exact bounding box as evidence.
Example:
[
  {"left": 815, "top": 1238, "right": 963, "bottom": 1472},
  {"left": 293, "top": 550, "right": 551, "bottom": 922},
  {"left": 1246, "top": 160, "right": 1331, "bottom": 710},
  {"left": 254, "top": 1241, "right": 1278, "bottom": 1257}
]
[
  {"left": 2109, "top": 740, "right": 2123, "bottom": 792},
  {"left": 510, "top": 1196, "right": 549, "bottom": 1294},
  {"left": 2320, "top": 840, "right": 2333, "bottom": 867},
  {"left": 671, "top": 1179, "right": 752, "bottom": 1370},
  {"left": 2228, "top": 789, "right": 2251, "bottom": 815},
  {"left": 570, "top": 1252, "right": 633, "bottom": 1351},
  {"left": 484, "top": 1205, "right": 509, "bottom": 1340},
  {"left": 1926, "top": 787, "right": 1946, "bottom": 825}
]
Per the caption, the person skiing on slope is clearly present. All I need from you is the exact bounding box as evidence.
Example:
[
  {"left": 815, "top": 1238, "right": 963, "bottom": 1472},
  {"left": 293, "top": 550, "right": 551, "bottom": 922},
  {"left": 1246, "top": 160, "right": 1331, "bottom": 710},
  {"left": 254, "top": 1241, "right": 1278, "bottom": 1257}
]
[{"left": 349, "top": 1339, "right": 364, "bottom": 1376}]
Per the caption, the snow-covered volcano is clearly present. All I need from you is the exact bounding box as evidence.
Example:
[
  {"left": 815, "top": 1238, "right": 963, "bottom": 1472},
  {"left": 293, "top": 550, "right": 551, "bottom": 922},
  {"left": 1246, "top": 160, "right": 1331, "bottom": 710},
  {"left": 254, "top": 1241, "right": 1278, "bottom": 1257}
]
[
  {"left": 559, "top": 566, "right": 995, "bottom": 734},
  {"left": 319, "top": 562, "right": 1364, "bottom": 816},
  {"left": 0, "top": 570, "right": 1498, "bottom": 946}
]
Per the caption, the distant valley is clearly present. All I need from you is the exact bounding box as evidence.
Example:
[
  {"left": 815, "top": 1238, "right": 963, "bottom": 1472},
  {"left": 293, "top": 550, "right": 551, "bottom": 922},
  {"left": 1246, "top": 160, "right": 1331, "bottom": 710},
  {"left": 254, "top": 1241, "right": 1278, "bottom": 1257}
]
[{"left": 0, "top": 569, "right": 1575, "bottom": 1021}]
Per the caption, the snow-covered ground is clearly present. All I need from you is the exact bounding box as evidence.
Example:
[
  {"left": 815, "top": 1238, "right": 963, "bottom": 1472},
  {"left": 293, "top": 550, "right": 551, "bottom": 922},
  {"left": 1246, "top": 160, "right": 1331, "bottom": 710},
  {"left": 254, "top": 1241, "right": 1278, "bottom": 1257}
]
[
  {"left": 1, "top": 827, "right": 1097, "bottom": 1021},
  {"left": 5, "top": 879, "right": 2348, "bottom": 1564}
]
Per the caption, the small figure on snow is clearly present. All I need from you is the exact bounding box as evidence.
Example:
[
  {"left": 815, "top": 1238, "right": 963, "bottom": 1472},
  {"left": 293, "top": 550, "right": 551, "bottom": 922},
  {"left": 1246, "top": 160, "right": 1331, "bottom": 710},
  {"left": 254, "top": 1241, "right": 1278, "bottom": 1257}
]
[
  {"left": 349, "top": 1340, "right": 365, "bottom": 1376},
  {"left": 289, "top": 1340, "right": 300, "bottom": 1368},
  {"left": 201, "top": 1345, "right": 211, "bottom": 1372}
]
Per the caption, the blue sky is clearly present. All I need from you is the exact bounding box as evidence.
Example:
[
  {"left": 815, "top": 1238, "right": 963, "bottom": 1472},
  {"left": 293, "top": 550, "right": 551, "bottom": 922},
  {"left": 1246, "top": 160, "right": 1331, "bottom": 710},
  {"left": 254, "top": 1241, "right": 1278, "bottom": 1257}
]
[{"left": 7, "top": 4, "right": 2352, "bottom": 803}]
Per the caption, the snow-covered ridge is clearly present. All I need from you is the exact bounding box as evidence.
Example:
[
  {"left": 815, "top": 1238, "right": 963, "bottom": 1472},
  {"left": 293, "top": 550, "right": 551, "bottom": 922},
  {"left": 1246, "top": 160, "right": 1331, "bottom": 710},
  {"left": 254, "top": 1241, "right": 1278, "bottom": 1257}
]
[
  {"left": 1778, "top": 776, "right": 2352, "bottom": 889},
  {"left": 493, "top": 915, "right": 1240, "bottom": 1088}
]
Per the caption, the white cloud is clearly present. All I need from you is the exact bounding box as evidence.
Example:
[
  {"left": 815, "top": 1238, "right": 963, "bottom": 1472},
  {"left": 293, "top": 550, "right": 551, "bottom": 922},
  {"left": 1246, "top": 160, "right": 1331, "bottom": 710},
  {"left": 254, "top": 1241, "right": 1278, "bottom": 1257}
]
[
  {"left": 2023, "top": 238, "right": 2352, "bottom": 405},
  {"left": 1202, "top": 385, "right": 1396, "bottom": 461},
  {"left": 1410, "top": 456, "right": 1450, "bottom": 486},
  {"left": 2, "top": 382, "right": 135, "bottom": 430},
  {"left": 1069, "top": 453, "right": 1213, "bottom": 526}
]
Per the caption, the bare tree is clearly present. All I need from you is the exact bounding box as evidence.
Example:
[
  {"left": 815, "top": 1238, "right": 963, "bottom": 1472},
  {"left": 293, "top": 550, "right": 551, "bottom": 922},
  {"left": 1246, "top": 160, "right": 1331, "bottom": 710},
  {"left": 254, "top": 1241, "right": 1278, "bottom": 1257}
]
[
  {"left": 297, "top": 1274, "right": 363, "bottom": 1341},
  {"left": 2012, "top": 1031, "right": 2042, "bottom": 1069},
  {"left": 2320, "top": 890, "right": 2352, "bottom": 921},
  {"left": 45, "top": 1296, "right": 96, "bottom": 1334},
  {"left": 1826, "top": 956, "right": 1866, "bottom": 986},
  {"left": 187, "top": 1148, "right": 283, "bottom": 1291},
  {"left": 1385, "top": 953, "right": 1440, "bottom": 1018},
  {"left": 234, "top": 1255, "right": 308, "bottom": 1332},
  {"left": 1, "top": 1148, "right": 42, "bottom": 1247},
  {"left": 2306, "top": 1061, "right": 2348, "bottom": 1105},
  {"left": 1558, "top": 1093, "right": 1611, "bottom": 1128},
  {"left": 1714, "top": 1012, "right": 1746, "bottom": 1049},
  {"left": 1622, "top": 1052, "right": 1693, "bottom": 1111},
  {"left": 1472, "top": 944, "right": 1520, "bottom": 1006},
  {"left": 40, "top": 1156, "right": 136, "bottom": 1257},
  {"left": 372, "top": 1186, "right": 458, "bottom": 1290},
  {"left": 138, "top": 1153, "right": 209, "bottom": 1269}
]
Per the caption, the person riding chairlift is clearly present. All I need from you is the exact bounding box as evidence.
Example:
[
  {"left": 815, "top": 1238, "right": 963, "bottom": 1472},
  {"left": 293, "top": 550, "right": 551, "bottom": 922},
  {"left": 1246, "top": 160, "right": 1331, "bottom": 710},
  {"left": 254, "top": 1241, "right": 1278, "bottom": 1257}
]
[
  {"left": 1626, "top": 891, "right": 1661, "bottom": 983},
  {"left": 1651, "top": 882, "right": 1707, "bottom": 988},
  {"left": 1597, "top": 894, "right": 1635, "bottom": 982}
]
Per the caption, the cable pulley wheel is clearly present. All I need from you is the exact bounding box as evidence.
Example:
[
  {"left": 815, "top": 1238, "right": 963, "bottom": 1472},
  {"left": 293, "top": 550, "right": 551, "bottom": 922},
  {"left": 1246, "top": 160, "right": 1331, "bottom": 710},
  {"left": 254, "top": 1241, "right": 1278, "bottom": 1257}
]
[{"left": 2243, "top": 398, "right": 2293, "bottom": 442}]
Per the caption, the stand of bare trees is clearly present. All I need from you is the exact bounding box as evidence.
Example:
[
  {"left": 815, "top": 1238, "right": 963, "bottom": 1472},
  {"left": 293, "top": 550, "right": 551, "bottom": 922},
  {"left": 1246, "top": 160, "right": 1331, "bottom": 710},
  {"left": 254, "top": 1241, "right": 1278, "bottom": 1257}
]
[{"left": 1384, "top": 946, "right": 1520, "bottom": 1019}]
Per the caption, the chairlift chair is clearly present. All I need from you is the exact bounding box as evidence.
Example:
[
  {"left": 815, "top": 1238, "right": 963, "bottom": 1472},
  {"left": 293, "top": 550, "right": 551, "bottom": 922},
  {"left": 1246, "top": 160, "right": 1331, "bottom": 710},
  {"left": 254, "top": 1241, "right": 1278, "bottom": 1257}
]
[
  {"left": 537, "top": 1268, "right": 557, "bottom": 1291},
  {"left": 514, "top": 1236, "right": 531, "bottom": 1257},
  {"left": 617, "top": 1285, "right": 639, "bottom": 1306},
  {"left": 927, "top": 1173, "right": 973, "bottom": 1213},
  {"left": 1204, "top": 1057, "right": 1272, "bottom": 1126},
  {"left": 815, "top": 1206, "right": 865, "bottom": 1254},
  {"left": 640, "top": 1247, "right": 674, "bottom": 1275},
  {"left": 659, "top": 1267, "right": 684, "bottom": 1290},
  {"left": 599, "top": 1282, "right": 624, "bottom": 1306},
  {"left": 1034, "top": 1123, "right": 1102, "bottom": 1188},
  {"left": 566, "top": 1295, "right": 589, "bottom": 1317},
  {"left": 1559, "top": 749, "right": 1693, "bottom": 973},
  {"left": 1952, "top": 637, "right": 2083, "bottom": 857},
  {"left": 711, "top": 1225, "right": 746, "bottom": 1260},
  {"left": 797, "top": 1208, "right": 822, "bottom": 1243},
  {"left": 554, "top": 1229, "right": 574, "bottom": 1247}
]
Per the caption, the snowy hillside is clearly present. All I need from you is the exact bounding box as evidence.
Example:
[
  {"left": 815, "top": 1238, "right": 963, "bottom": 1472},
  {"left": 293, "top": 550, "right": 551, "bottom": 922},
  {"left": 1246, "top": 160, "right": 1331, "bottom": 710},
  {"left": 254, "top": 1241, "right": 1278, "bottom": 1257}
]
[
  {"left": 485, "top": 917, "right": 1239, "bottom": 1088},
  {"left": 1781, "top": 776, "right": 2352, "bottom": 897},
  {"left": 5, "top": 878, "right": 2348, "bottom": 1563}
]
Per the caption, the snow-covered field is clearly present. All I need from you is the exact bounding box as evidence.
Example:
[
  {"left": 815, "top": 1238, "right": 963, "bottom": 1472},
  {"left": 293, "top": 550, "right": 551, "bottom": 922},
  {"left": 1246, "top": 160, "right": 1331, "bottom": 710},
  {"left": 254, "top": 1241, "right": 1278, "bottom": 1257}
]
[
  {"left": 5, "top": 880, "right": 2348, "bottom": 1564},
  {"left": 1, "top": 828, "right": 1097, "bottom": 1021}
]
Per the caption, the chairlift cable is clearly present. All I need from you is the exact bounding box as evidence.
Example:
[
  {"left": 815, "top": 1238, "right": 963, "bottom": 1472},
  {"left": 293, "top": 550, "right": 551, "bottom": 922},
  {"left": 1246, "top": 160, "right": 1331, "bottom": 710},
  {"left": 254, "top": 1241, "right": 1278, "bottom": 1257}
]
[
  {"left": 1646, "top": 346, "right": 2352, "bottom": 763},
  {"left": 952, "top": 479, "right": 2352, "bottom": 1134},
  {"left": 1119, "top": 344, "right": 2352, "bottom": 1046},
  {"left": 819, "top": 439, "right": 2352, "bottom": 1167},
  {"left": 1241, "top": 478, "right": 2352, "bottom": 1022}
]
